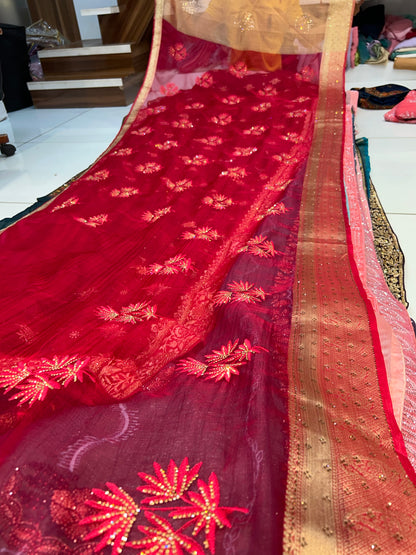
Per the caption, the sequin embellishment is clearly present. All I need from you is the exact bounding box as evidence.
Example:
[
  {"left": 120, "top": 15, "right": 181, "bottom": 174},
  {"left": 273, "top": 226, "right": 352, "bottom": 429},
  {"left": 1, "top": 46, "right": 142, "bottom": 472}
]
[
  {"left": 239, "top": 235, "right": 279, "bottom": 258},
  {"left": 202, "top": 194, "right": 233, "bottom": 210},
  {"left": 137, "top": 255, "right": 193, "bottom": 276},
  {"left": 76, "top": 458, "right": 248, "bottom": 554},
  {"left": 0, "top": 355, "right": 91, "bottom": 406},
  {"left": 51, "top": 197, "right": 79, "bottom": 212},
  {"left": 74, "top": 214, "right": 108, "bottom": 227},
  {"left": 177, "top": 339, "right": 266, "bottom": 382},
  {"left": 96, "top": 302, "right": 157, "bottom": 324},
  {"left": 213, "top": 281, "right": 266, "bottom": 306},
  {"left": 182, "top": 227, "right": 220, "bottom": 241}
]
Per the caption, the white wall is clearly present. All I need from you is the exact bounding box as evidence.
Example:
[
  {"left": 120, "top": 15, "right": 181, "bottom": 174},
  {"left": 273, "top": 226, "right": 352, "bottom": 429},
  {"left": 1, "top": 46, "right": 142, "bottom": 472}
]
[
  {"left": 0, "top": 0, "right": 31, "bottom": 27},
  {"left": 383, "top": 0, "right": 415, "bottom": 15},
  {"left": 73, "top": 0, "right": 117, "bottom": 41},
  {"left": 363, "top": 0, "right": 415, "bottom": 15}
]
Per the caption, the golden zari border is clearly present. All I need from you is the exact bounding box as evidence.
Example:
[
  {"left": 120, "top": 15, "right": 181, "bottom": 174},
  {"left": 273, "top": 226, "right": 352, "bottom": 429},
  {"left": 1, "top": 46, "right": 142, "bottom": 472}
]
[{"left": 283, "top": 0, "right": 416, "bottom": 553}]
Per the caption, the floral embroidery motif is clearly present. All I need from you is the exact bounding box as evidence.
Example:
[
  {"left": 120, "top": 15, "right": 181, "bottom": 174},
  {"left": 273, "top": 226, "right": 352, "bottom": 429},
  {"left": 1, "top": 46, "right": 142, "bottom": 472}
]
[
  {"left": 213, "top": 281, "right": 266, "bottom": 306},
  {"left": 169, "top": 472, "right": 245, "bottom": 553},
  {"left": 138, "top": 458, "right": 201, "bottom": 505},
  {"left": 264, "top": 178, "right": 291, "bottom": 192},
  {"left": 85, "top": 169, "right": 109, "bottom": 182},
  {"left": 97, "top": 301, "right": 157, "bottom": 324},
  {"left": 288, "top": 109, "right": 307, "bottom": 118},
  {"left": 251, "top": 102, "right": 272, "bottom": 112},
  {"left": 74, "top": 214, "right": 108, "bottom": 227},
  {"left": 196, "top": 72, "right": 213, "bottom": 88},
  {"left": 182, "top": 227, "right": 220, "bottom": 241},
  {"left": 256, "top": 202, "right": 289, "bottom": 220},
  {"left": 80, "top": 482, "right": 139, "bottom": 555},
  {"left": 195, "top": 136, "right": 223, "bottom": 147},
  {"left": 220, "top": 167, "right": 247, "bottom": 181},
  {"left": 130, "top": 512, "right": 204, "bottom": 554},
  {"left": 243, "top": 125, "right": 267, "bottom": 135},
  {"left": 293, "top": 96, "right": 310, "bottom": 103},
  {"left": 182, "top": 155, "right": 208, "bottom": 166},
  {"left": 145, "top": 105, "right": 166, "bottom": 116},
  {"left": 221, "top": 95, "right": 242, "bottom": 105},
  {"left": 137, "top": 255, "right": 193, "bottom": 276},
  {"left": 51, "top": 197, "right": 79, "bottom": 212},
  {"left": 37, "top": 355, "right": 92, "bottom": 387},
  {"left": 202, "top": 194, "right": 233, "bottom": 210},
  {"left": 136, "top": 162, "right": 162, "bottom": 174},
  {"left": 142, "top": 206, "right": 171, "bottom": 223},
  {"left": 111, "top": 187, "right": 139, "bottom": 198},
  {"left": 233, "top": 146, "right": 257, "bottom": 157},
  {"left": 16, "top": 323, "right": 36, "bottom": 343},
  {"left": 229, "top": 61, "right": 248, "bottom": 78},
  {"left": 168, "top": 42, "right": 187, "bottom": 61},
  {"left": 282, "top": 132, "right": 303, "bottom": 143},
  {"left": 239, "top": 235, "right": 279, "bottom": 258},
  {"left": 155, "top": 140, "right": 179, "bottom": 150},
  {"left": 177, "top": 339, "right": 265, "bottom": 382},
  {"left": 164, "top": 178, "right": 193, "bottom": 193},
  {"left": 258, "top": 85, "right": 277, "bottom": 97},
  {"left": 77, "top": 457, "right": 248, "bottom": 554},
  {"left": 111, "top": 147, "right": 133, "bottom": 157},
  {"left": 210, "top": 113, "right": 232, "bottom": 126},
  {"left": 185, "top": 102, "right": 205, "bottom": 110},
  {"left": 160, "top": 83, "right": 179, "bottom": 96},
  {"left": 0, "top": 355, "right": 91, "bottom": 407},
  {"left": 172, "top": 117, "right": 194, "bottom": 129},
  {"left": 132, "top": 126, "right": 153, "bottom": 136}
]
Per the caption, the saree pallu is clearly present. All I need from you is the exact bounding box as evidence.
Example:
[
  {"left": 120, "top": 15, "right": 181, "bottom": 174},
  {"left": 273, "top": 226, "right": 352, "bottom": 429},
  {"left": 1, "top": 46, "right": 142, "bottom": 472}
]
[{"left": 1, "top": 1, "right": 416, "bottom": 553}]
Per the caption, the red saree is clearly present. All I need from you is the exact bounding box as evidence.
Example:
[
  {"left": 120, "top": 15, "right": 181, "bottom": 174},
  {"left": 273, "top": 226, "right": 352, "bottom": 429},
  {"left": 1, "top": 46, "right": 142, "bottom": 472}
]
[{"left": 1, "top": 1, "right": 416, "bottom": 553}]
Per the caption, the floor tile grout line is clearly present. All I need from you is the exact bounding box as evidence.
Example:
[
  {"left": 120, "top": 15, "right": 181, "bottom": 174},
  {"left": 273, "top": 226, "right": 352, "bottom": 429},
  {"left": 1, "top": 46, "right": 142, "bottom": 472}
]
[{"left": 8, "top": 108, "right": 93, "bottom": 147}]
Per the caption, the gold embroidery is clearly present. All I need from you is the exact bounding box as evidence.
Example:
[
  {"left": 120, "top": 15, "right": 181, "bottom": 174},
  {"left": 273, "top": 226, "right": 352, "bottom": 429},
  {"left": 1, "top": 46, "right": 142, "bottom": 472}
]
[
  {"left": 111, "top": 187, "right": 139, "bottom": 198},
  {"left": 213, "top": 281, "right": 266, "bottom": 306},
  {"left": 97, "top": 302, "right": 157, "bottom": 324},
  {"left": 202, "top": 194, "right": 233, "bottom": 210},
  {"left": 142, "top": 206, "right": 172, "bottom": 223},
  {"left": 164, "top": 178, "right": 192, "bottom": 192},
  {"left": 74, "top": 214, "right": 108, "bottom": 227},
  {"left": 182, "top": 226, "right": 221, "bottom": 241},
  {"left": 51, "top": 196, "right": 79, "bottom": 212}
]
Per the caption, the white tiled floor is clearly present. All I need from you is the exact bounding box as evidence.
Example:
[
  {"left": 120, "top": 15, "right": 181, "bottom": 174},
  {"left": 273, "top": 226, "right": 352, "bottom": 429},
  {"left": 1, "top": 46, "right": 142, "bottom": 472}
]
[
  {"left": 0, "top": 104, "right": 130, "bottom": 217},
  {"left": 1, "top": 61, "right": 416, "bottom": 320}
]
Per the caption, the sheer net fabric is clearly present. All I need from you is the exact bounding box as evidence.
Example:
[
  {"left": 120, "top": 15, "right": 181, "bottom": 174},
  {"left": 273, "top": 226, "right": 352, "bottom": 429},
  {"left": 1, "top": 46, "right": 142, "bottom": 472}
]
[
  {"left": 164, "top": 0, "right": 328, "bottom": 54},
  {"left": 1, "top": 1, "right": 416, "bottom": 554}
]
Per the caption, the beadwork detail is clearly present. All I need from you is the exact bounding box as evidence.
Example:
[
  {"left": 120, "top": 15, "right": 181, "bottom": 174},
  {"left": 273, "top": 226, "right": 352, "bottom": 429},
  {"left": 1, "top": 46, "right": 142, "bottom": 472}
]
[
  {"left": 138, "top": 458, "right": 202, "bottom": 505},
  {"left": 74, "top": 214, "right": 108, "bottom": 227},
  {"left": 239, "top": 235, "right": 279, "bottom": 258},
  {"left": 77, "top": 458, "right": 248, "bottom": 554},
  {"left": 0, "top": 355, "right": 91, "bottom": 407},
  {"left": 96, "top": 301, "right": 157, "bottom": 324},
  {"left": 80, "top": 482, "right": 140, "bottom": 555},
  {"left": 177, "top": 339, "right": 266, "bottom": 382},
  {"left": 181, "top": 227, "right": 221, "bottom": 241},
  {"left": 137, "top": 255, "right": 193, "bottom": 276},
  {"left": 213, "top": 281, "right": 266, "bottom": 306},
  {"left": 51, "top": 197, "right": 79, "bottom": 212}
]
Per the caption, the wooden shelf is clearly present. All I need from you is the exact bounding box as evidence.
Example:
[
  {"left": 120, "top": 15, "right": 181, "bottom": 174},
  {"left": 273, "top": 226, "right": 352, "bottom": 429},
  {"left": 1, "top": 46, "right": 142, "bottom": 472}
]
[
  {"left": 27, "top": 73, "right": 144, "bottom": 108},
  {"left": 81, "top": 6, "right": 120, "bottom": 16}
]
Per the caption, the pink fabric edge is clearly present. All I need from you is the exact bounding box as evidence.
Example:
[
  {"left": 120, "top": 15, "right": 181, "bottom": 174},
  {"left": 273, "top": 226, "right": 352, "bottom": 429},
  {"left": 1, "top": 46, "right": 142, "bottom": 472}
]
[{"left": 344, "top": 90, "right": 416, "bottom": 469}]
